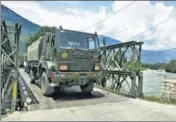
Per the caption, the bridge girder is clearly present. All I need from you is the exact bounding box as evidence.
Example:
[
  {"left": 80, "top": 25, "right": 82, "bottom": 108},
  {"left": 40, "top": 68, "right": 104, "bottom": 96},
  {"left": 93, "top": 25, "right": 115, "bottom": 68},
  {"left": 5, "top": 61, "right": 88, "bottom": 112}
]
[
  {"left": 100, "top": 39, "right": 144, "bottom": 97},
  {"left": 1, "top": 20, "right": 21, "bottom": 113}
]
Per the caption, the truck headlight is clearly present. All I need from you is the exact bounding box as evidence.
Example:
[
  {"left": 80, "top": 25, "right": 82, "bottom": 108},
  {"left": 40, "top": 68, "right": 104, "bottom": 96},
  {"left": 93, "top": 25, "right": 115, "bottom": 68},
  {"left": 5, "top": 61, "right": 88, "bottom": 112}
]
[
  {"left": 60, "top": 64, "right": 68, "bottom": 71},
  {"left": 94, "top": 64, "right": 100, "bottom": 71}
]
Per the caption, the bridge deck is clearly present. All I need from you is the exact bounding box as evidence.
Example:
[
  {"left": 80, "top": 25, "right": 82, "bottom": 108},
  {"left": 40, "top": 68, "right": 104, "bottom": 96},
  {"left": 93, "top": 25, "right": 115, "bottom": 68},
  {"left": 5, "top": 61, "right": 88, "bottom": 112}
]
[
  {"left": 2, "top": 68, "right": 176, "bottom": 121},
  {"left": 2, "top": 97, "right": 176, "bottom": 121}
]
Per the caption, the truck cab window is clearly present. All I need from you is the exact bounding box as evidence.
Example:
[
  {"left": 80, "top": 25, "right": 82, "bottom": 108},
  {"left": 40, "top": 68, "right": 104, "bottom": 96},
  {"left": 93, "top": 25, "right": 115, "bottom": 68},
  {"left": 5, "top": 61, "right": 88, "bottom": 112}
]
[{"left": 88, "top": 38, "right": 96, "bottom": 49}]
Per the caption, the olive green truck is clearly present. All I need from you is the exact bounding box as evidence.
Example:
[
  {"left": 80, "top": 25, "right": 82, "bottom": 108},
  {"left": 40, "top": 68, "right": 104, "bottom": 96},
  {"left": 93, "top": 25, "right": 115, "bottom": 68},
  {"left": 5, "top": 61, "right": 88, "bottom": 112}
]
[{"left": 25, "top": 27, "right": 102, "bottom": 96}]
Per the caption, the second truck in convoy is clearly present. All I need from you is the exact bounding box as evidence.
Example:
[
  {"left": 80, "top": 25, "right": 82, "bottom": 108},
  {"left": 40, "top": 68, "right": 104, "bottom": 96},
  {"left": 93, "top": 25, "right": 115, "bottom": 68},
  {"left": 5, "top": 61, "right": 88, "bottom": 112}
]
[{"left": 25, "top": 27, "right": 102, "bottom": 96}]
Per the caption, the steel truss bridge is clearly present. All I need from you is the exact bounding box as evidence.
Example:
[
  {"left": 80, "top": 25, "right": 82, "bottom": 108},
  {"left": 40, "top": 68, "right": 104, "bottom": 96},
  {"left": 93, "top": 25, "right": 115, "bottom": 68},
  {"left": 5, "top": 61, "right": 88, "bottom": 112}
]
[
  {"left": 99, "top": 39, "right": 143, "bottom": 97},
  {"left": 1, "top": 20, "right": 143, "bottom": 115},
  {"left": 1, "top": 20, "right": 38, "bottom": 115}
]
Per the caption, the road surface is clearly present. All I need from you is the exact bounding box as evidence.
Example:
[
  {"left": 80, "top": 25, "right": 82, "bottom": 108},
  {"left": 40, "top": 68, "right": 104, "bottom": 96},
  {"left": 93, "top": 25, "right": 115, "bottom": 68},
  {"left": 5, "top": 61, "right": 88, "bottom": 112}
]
[{"left": 2, "top": 69, "right": 176, "bottom": 121}]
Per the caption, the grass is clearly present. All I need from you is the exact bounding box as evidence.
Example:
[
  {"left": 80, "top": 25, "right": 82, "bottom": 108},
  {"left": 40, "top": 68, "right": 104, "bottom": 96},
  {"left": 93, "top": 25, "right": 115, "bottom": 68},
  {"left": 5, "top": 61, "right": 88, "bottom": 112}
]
[{"left": 143, "top": 95, "right": 176, "bottom": 105}]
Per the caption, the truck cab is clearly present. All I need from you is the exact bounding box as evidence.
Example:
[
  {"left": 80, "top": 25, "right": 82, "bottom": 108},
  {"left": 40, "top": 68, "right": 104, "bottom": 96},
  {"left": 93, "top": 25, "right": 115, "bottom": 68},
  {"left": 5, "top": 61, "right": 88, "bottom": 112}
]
[{"left": 37, "top": 28, "right": 102, "bottom": 96}]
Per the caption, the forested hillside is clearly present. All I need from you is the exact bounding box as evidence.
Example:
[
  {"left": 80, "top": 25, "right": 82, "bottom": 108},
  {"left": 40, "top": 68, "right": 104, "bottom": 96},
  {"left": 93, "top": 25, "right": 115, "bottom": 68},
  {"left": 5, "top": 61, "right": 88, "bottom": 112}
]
[{"left": 144, "top": 60, "right": 176, "bottom": 73}]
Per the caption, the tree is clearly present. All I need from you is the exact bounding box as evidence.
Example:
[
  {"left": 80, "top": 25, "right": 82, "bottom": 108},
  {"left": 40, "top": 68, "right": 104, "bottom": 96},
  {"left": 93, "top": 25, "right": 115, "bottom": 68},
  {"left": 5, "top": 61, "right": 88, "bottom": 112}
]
[
  {"left": 143, "top": 60, "right": 176, "bottom": 73},
  {"left": 165, "top": 60, "right": 176, "bottom": 73}
]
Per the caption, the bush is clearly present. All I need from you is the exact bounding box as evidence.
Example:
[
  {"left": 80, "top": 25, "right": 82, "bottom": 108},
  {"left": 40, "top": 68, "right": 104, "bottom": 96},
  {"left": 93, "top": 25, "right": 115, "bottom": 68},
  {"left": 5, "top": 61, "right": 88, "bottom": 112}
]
[
  {"left": 143, "top": 60, "right": 176, "bottom": 73},
  {"left": 165, "top": 60, "right": 176, "bottom": 73},
  {"left": 143, "top": 63, "right": 167, "bottom": 70}
]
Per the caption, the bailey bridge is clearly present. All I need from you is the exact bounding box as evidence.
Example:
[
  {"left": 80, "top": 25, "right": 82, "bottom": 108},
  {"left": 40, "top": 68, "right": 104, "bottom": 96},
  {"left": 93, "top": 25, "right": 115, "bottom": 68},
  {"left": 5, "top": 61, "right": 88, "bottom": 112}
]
[{"left": 1, "top": 20, "right": 176, "bottom": 121}]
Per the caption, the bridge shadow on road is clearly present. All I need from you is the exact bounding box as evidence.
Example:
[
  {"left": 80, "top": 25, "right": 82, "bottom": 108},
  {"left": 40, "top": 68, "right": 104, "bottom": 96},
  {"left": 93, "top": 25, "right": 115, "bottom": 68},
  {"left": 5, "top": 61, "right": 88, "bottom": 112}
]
[{"left": 50, "top": 86, "right": 105, "bottom": 102}]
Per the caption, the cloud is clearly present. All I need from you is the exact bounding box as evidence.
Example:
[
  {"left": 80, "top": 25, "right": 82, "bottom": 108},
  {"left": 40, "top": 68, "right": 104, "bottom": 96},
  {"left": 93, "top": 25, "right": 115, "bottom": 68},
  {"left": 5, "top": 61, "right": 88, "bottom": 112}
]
[{"left": 2, "top": 1, "right": 176, "bottom": 50}]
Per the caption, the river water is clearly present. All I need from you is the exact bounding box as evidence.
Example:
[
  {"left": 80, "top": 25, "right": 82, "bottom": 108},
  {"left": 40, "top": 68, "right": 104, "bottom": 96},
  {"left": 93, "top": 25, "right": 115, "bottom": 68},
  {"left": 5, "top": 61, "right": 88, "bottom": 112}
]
[
  {"left": 142, "top": 69, "right": 176, "bottom": 96},
  {"left": 105, "top": 69, "right": 176, "bottom": 97}
]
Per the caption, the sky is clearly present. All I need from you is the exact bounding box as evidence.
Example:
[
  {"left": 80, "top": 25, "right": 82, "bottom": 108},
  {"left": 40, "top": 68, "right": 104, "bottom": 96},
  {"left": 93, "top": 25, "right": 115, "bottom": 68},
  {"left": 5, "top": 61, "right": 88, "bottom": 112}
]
[{"left": 2, "top": 1, "right": 176, "bottom": 50}]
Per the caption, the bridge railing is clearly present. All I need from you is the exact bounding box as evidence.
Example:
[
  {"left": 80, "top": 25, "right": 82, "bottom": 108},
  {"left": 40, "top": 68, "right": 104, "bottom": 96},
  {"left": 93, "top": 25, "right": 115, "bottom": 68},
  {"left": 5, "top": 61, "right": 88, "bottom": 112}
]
[{"left": 99, "top": 39, "right": 144, "bottom": 98}]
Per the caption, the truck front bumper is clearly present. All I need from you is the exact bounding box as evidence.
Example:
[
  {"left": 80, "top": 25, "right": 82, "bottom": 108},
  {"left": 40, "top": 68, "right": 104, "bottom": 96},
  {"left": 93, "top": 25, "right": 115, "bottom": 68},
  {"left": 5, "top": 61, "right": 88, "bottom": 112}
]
[{"left": 49, "top": 71, "right": 102, "bottom": 87}]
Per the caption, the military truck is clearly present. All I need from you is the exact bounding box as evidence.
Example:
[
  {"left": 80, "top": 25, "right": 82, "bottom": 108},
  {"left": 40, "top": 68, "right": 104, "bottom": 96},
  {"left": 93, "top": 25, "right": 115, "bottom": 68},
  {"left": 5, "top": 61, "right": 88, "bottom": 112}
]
[{"left": 26, "top": 27, "right": 102, "bottom": 96}]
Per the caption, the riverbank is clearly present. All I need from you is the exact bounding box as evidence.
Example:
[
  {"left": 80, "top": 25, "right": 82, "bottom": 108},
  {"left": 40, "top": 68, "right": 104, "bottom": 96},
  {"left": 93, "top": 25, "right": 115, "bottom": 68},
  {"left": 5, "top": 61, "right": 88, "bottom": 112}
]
[
  {"left": 142, "top": 69, "right": 176, "bottom": 96},
  {"left": 143, "top": 60, "right": 176, "bottom": 74},
  {"left": 144, "top": 95, "right": 176, "bottom": 105}
]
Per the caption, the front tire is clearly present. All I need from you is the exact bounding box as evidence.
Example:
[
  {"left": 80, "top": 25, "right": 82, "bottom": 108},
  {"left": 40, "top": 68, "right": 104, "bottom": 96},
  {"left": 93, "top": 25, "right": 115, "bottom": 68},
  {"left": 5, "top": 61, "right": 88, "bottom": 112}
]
[
  {"left": 80, "top": 80, "right": 94, "bottom": 93},
  {"left": 41, "top": 72, "right": 54, "bottom": 96}
]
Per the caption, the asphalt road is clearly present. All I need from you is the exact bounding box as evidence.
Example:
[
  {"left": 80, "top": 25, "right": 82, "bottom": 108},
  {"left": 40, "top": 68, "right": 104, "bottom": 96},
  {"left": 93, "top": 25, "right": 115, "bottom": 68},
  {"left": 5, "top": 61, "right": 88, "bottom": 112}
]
[{"left": 2, "top": 69, "right": 176, "bottom": 121}]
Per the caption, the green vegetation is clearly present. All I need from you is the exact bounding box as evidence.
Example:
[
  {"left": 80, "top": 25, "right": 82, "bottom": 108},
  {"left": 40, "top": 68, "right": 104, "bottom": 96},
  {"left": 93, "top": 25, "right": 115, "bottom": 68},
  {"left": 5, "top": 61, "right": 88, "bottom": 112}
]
[
  {"left": 127, "top": 63, "right": 148, "bottom": 71},
  {"left": 144, "top": 96, "right": 176, "bottom": 105},
  {"left": 143, "top": 60, "right": 176, "bottom": 73},
  {"left": 143, "top": 63, "right": 167, "bottom": 70},
  {"left": 27, "top": 26, "right": 57, "bottom": 46},
  {"left": 165, "top": 60, "right": 176, "bottom": 73}
]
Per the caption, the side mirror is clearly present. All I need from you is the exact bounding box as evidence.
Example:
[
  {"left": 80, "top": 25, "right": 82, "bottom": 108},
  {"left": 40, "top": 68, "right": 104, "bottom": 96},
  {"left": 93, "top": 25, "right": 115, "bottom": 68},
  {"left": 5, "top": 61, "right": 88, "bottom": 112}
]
[
  {"left": 45, "top": 35, "right": 50, "bottom": 43},
  {"left": 103, "top": 38, "right": 106, "bottom": 48},
  {"left": 59, "top": 26, "right": 63, "bottom": 30},
  {"left": 44, "top": 33, "right": 51, "bottom": 43}
]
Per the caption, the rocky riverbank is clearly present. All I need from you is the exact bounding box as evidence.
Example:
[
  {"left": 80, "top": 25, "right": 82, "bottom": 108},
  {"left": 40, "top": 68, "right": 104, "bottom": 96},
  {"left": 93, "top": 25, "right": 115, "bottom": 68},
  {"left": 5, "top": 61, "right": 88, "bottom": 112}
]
[{"left": 161, "top": 78, "right": 176, "bottom": 102}]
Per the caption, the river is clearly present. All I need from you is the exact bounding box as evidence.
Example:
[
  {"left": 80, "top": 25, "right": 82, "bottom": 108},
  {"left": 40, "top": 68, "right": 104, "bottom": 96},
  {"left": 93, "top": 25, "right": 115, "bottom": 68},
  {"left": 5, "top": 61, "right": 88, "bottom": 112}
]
[
  {"left": 143, "top": 69, "right": 176, "bottom": 96},
  {"left": 105, "top": 69, "right": 176, "bottom": 97}
]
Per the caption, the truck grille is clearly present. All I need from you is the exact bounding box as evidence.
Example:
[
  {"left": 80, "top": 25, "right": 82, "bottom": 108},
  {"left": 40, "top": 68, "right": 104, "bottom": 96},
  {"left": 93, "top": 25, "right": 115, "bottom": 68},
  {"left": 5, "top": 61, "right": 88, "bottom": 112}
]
[{"left": 68, "top": 62, "right": 94, "bottom": 71}]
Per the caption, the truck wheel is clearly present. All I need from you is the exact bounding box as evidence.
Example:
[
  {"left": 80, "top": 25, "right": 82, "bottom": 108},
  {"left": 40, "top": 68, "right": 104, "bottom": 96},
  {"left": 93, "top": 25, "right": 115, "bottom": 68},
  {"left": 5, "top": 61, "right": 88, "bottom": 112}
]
[
  {"left": 41, "top": 72, "right": 54, "bottom": 96},
  {"left": 80, "top": 80, "right": 94, "bottom": 93}
]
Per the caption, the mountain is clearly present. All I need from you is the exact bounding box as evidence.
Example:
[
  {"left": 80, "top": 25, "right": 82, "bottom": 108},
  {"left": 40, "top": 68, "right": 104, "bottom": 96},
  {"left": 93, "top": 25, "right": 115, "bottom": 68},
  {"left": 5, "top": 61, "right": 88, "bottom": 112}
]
[
  {"left": 1, "top": 5, "right": 40, "bottom": 34},
  {"left": 98, "top": 35, "right": 121, "bottom": 46},
  {"left": 1, "top": 5, "right": 40, "bottom": 54},
  {"left": 142, "top": 50, "right": 176, "bottom": 64},
  {"left": 1, "top": 5, "right": 176, "bottom": 64},
  {"left": 98, "top": 36, "right": 176, "bottom": 64}
]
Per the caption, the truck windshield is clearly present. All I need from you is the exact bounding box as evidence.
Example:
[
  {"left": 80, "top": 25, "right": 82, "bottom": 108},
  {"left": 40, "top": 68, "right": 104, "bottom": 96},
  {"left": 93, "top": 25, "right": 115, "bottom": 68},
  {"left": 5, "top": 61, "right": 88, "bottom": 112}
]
[{"left": 59, "top": 31, "right": 99, "bottom": 50}]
